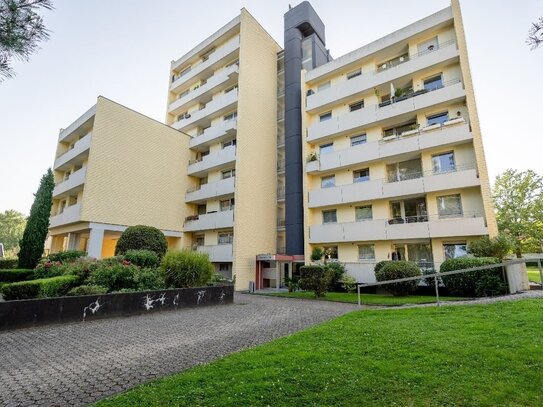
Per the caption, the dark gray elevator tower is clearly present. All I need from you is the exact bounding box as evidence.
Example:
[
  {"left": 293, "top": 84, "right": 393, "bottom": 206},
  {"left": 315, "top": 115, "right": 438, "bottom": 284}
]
[{"left": 284, "top": 2, "right": 330, "bottom": 255}]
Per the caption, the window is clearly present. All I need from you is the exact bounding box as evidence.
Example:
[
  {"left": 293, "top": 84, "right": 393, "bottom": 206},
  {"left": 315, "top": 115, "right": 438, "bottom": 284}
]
[
  {"left": 319, "top": 143, "right": 333, "bottom": 155},
  {"left": 179, "top": 66, "right": 191, "bottom": 77},
  {"left": 179, "top": 89, "right": 190, "bottom": 98},
  {"left": 197, "top": 204, "right": 206, "bottom": 215},
  {"left": 355, "top": 205, "right": 373, "bottom": 221},
  {"left": 195, "top": 235, "right": 205, "bottom": 247},
  {"left": 424, "top": 74, "right": 443, "bottom": 92},
  {"left": 219, "top": 263, "right": 230, "bottom": 272},
  {"left": 223, "top": 111, "right": 237, "bottom": 121},
  {"left": 323, "top": 246, "right": 338, "bottom": 260},
  {"left": 347, "top": 69, "right": 362, "bottom": 80},
  {"left": 200, "top": 48, "right": 215, "bottom": 62},
  {"left": 417, "top": 37, "right": 438, "bottom": 55},
  {"left": 319, "top": 111, "right": 332, "bottom": 122},
  {"left": 321, "top": 175, "right": 335, "bottom": 188},
  {"left": 218, "top": 232, "right": 234, "bottom": 245},
  {"left": 224, "top": 84, "right": 238, "bottom": 94},
  {"left": 349, "top": 100, "right": 364, "bottom": 112},
  {"left": 437, "top": 194, "right": 463, "bottom": 218},
  {"left": 301, "top": 37, "right": 313, "bottom": 70},
  {"left": 322, "top": 210, "right": 337, "bottom": 224},
  {"left": 199, "top": 176, "right": 208, "bottom": 186},
  {"left": 351, "top": 134, "right": 367, "bottom": 146},
  {"left": 427, "top": 112, "right": 449, "bottom": 126},
  {"left": 221, "top": 169, "right": 236, "bottom": 179},
  {"left": 432, "top": 152, "right": 456, "bottom": 173},
  {"left": 226, "top": 59, "right": 239, "bottom": 68},
  {"left": 358, "top": 244, "right": 375, "bottom": 260},
  {"left": 222, "top": 139, "right": 237, "bottom": 149},
  {"left": 444, "top": 243, "right": 468, "bottom": 259},
  {"left": 389, "top": 198, "right": 428, "bottom": 223},
  {"left": 317, "top": 81, "right": 331, "bottom": 92},
  {"left": 220, "top": 198, "right": 235, "bottom": 211},
  {"left": 177, "top": 111, "right": 188, "bottom": 122},
  {"left": 353, "top": 168, "right": 370, "bottom": 183},
  {"left": 386, "top": 159, "right": 422, "bottom": 182}
]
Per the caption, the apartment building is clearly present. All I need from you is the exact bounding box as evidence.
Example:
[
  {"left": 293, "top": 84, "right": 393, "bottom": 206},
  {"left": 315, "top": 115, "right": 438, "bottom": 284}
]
[
  {"left": 47, "top": 97, "right": 188, "bottom": 258},
  {"left": 299, "top": 1, "right": 497, "bottom": 282}
]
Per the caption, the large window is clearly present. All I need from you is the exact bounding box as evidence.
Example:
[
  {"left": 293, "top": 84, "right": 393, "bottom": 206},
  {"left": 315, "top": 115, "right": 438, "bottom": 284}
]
[
  {"left": 349, "top": 100, "right": 364, "bottom": 112},
  {"left": 321, "top": 175, "right": 335, "bottom": 188},
  {"left": 386, "top": 159, "right": 422, "bottom": 182},
  {"left": 302, "top": 37, "right": 313, "bottom": 70},
  {"left": 222, "top": 139, "right": 237, "bottom": 149},
  {"left": 323, "top": 246, "right": 338, "bottom": 260},
  {"left": 319, "top": 143, "right": 334, "bottom": 155},
  {"left": 223, "top": 111, "right": 237, "bottom": 121},
  {"left": 424, "top": 74, "right": 443, "bottom": 92},
  {"left": 355, "top": 205, "right": 373, "bottom": 221},
  {"left": 437, "top": 194, "right": 463, "bottom": 218},
  {"left": 221, "top": 169, "right": 236, "bottom": 179},
  {"left": 351, "top": 134, "right": 367, "bottom": 146},
  {"left": 322, "top": 210, "right": 337, "bottom": 224},
  {"left": 358, "top": 244, "right": 375, "bottom": 260},
  {"left": 389, "top": 198, "right": 427, "bottom": 223},
  {"left": 220, "top": 198, "right": 234, "bottom": 212},
  {"left": 444, "top": 243, "right": 468, "bottom": 259},
  {"left": 427, "top": 112, "right": 449, "bottom": 126},
  {"left": 319, "top": 111, "right": 332, "bottom": 122},
  {"left": 218, "top": 232, "right": 234, "bottom": 245},
  {"left": 353, "top": 168, "right": 370, "bottom": 183},
  {"left": 432, "top": 152, "right": 456, "bottom": 173}
]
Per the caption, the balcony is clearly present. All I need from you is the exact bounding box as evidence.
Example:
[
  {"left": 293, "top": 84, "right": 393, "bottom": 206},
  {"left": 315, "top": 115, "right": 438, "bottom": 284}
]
[
  {"left": 307, "top": 121, "right": 472, "bottom": 174},
  {"left": 308, "top": 164, "right": 479, "bottom": 208},
  {"left": 170, "top": 36, "right": 240, "bottom": 92},
  {"left": 54, "top": 133, "right": 92, "bottom": 170},
  {"left": 189, "top": 119, "right": 237, "bottom": 151},
  {"left": 307, "top": 80, "right": 465, "bottom": 143},
  {"left": 171, "top": 89, "right": 238, "bottom": 132},
  {"left": 309, "top": 213, "right": 487, "bottom": 244},
  {"left": 306, "top": 40, "right": 459, "bottom": 112},
  {"left": 188, "top": 146, "right": 236, "bottom": 177},
  {"left": 168, "top": 64, "right": 239, "bottom": 116},
  {"left": 49, "top": 203, "right": 81, "bottom": 228},
  {"left": 185, "top": 177, "right": 235, "bottom": 203},
  {"left": 58, "top": 105, "right": 96, "bottom": 143},
  {"left": 195, "top": 243, "right": 233, "bottom": 262},
  {"left": 53, "top": 167, "right": 87, "bottom": 198},
  {"left": 184, "top": 210, "right": 234, "bottom": 232}
]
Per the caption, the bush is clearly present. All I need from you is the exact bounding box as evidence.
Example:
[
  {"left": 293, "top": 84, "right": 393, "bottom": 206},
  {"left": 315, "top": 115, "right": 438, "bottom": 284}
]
[
  {"left": 161, "top": 250, "right": 214, "bottom": 288},
  {"left": 325, "top": 262, "right": 346, "bottom": 291},
  {"left": 299, "top": 265, "right": 332, "bottom": 298},
  {"left": 1, "top": 275, "right": 79, "bottom": 300},
  {"left": 47, "top": 250, "right": 87, "bottom": 263},
  {"left": 115, "top": 225, "right": 168, "bottom": 258},
  {"left": 310, "top": 247, "right": 323, "bottom": 262},
  {"left": 133, "top": 267, "right": 166, "bottom": 291},
  {"left": 67, "top": 285, "right": 108, "bottom": 296},
  {"left": 468, "top": 234, "right": 514, "bottom": 260},
  {"left": 440, "top": 257, "right": 508, "bottom": 297},
  {"left": 375, "top": 261, "right": 421, "bottom": 296},
  {"left": 124, "top": 249, "right": 160, "bottom": 268},
  {"left": 60, "top": 257, "right": 98, "bottom": 282},
  {"left": 341, "top": 275, "right": 357, "bottom": 293},
  {"left": 34, "top": 259, "right": 64, "bottom": 279},
  {"left": 88, "top": 261, "right": 139, "bottom": 292},
  {"left": 0, "top": 269, "right": 34, "bottom": 283},
  {"left": 0, "top": 258, "right": 18, "bottom": 269},
  {"left": 374, "top": 260, "right": 391, "bottom": 274}
]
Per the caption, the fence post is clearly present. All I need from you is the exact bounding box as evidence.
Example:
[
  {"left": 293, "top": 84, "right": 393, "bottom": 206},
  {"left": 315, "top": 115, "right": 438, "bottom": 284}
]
[
  {"left": 434, "top": 274, "right": 440, "bottom": 306},
  {"left": 357, "top": 284, "right": 361, "bottom": 307}
]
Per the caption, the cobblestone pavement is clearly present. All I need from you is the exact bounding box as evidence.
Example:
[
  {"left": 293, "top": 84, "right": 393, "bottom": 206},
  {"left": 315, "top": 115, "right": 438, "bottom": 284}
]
[{"left": 0, "top": 293, "right": 357, "bottom": 407}]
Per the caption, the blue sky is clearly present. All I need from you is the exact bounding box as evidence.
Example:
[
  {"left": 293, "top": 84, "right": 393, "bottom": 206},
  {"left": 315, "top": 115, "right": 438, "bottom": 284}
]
[{"left": 1, "top": 0, "right": 542, "bottom": 215}]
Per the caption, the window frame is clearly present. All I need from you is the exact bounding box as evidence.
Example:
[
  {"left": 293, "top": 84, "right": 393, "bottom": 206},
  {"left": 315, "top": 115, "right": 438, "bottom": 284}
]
[
  {"left": 349, "top": 100, "right": 364, "bottom": 112},
  {"left": 322, "top": 209, "right": 337, "bottom": 224},
  {"left": 353, "top": 168, "right": 370, "bottom": 183},
  {"left": 346, "top": 69, "right": 362, "bottom": 80},
  {"left": 355, "top": 205, "right": 373, "bottom": 221},
  {"left": 437, "top": 194, "right": 463, "bottom": 218},
  {"left": 321, "top": 175, "right": 336, "bottom": 189},
  {"left": 351, "top": 134, "right": 367, "bottom": 146},
  {"left": 431, "top": 151, "right": 456, "bottom": 174},
  {"left": 319, "top": 142, "right": 334, "bottom": 155},
  {"left": 358, "top": 244, "right": 376, "bottom": 260},
  {"left": 319, "top": 111, "right": 332, "bottom": 122}
]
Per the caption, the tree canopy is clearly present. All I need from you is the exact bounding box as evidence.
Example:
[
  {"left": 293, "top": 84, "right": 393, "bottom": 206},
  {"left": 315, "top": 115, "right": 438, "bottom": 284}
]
[
  {"left": 493, "top": 169, "right": 543, "bottom": 257},
  {"left": 0, "top": 209, "right": 26, "bottom": 255},
  {"left": 527, "top": 17, "right": 543, "bottom": 50}
]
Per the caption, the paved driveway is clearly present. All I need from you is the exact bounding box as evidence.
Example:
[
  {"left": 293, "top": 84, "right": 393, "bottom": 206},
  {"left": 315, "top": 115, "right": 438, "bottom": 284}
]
[{"left": 0, "top": 293, "right": 356, "bottom": 406}]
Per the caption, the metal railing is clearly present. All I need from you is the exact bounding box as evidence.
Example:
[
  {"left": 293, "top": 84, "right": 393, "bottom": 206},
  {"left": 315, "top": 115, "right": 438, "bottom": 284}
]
[
  {"left": 385, "top": 162, "right": 478, "bottom": 184},
  {"left": 380, "top": 116, "right": 466, "bottom": 143},
  {"left": 377, "top": 78, "right": 462, "bottom": 109}
]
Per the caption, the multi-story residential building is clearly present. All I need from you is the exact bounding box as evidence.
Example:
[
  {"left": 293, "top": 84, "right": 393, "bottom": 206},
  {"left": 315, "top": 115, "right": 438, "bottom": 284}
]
[
  {"left": 47, "top": 97, "right": 189, "bottom": 258},
  {"left": 47, "top": 1, "right": 496, "bottom": 291}
]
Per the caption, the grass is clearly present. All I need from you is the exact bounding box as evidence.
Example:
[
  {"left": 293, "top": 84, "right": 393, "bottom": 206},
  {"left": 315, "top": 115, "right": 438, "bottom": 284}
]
[
  {"left": 96, "top": 299, "right": 543, "bottom": 407},
  {"left": 527, "top": 265, "right": 542, "bottom": 283},
  {"left": 259, "top": 290, "right": 463, "bottom": 305}
]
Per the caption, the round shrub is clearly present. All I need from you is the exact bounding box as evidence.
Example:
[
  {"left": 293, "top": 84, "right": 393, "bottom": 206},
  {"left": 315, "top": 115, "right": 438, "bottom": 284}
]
[
  {"left": 374, "top": 260, "right": 391, "bottom": 273},
  {"left": 133, "top": 267, "right": 166, "bottom": 291},
  {"left": 375, "top": 261, "right": 421, "bottom": 296},
  {"left": 114, "top": 225, "right": 168, "bottom": 258},
  {"left": 88, "top": 261, "right": 139, "bottom": 292},
  {"left": 325, "top": 261, "right": 346, "bottom": 291},
  {"left": 299, "top": 265, "right": 333, "bottom": 297},
  {"left": 68, "top": 285, "right": 108, "bottom": 296},
  {"left": 124, "top": 249, "right": 160, "bottom": 268},
  {"left": 440, "top": 257, "right": 508, "bottom": 297},
  {"left": 161, "top": 250, "right": 214, "bottom": 288}
]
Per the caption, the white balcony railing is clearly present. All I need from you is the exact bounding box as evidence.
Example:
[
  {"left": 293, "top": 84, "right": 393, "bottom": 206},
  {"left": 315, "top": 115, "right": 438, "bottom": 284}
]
[
  {"left": 54, "top": 133, "right": 92, "bottom": 170},
  {"left": 189, "top": 119, "right": 237, "bottom": 150},
  {"left": 49, "top": 203, "right": 82, "bottom": 228},
  {"left": 195, "top": 243, "right": 233, "bottom": 262},
  {"left": 185, "top": 177, "right": 235, "bottom": 203},
  {"left": 184, "top": 210, "right": 234, "bottom": 232},
  {"left": 188, "top": 146, "right": 236, "bottom": 176},
  {"left": 53, "top": 167, "right": 87, "bottom": 197}
]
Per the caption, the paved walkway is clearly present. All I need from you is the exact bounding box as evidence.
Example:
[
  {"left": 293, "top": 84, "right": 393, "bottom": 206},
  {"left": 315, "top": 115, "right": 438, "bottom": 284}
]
[{"left": 0, "top": 294, "right": 356, "bottom": 407}]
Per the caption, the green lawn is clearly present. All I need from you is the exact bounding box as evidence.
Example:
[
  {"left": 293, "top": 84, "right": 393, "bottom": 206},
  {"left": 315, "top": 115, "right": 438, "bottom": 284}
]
[
  {"left": 527, "top": 265, "right": 542, "bottom": 282},
  {"left": 96, "top": 299, "right": 543, "bottom": 407},
  {"left": 259, "top": 290, "right": 463, "bottom": 305}
]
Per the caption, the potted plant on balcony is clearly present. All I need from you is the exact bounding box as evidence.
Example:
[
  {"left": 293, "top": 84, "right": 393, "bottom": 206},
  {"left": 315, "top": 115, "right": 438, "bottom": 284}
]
[
  {"left": 307, "top": 152, "right": 318, "bottom": 163},
  {"left": 400, "top": 123, "right": 420, "bottom": 137}
]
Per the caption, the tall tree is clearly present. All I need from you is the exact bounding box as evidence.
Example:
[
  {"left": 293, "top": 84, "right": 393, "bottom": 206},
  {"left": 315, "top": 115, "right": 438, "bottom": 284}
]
[
  {"left": 0, "top": 0, "right": 53, "bottom": 81},
  {"left": 0, "top": 210, "right": 26, "bottom": 255},
  {"left": 493, "top": 169, "right": 543, "bottom": 258},
  {"left": 18, "top": 168, "right": 54, "bottom": 268},
  {"left": 527, "top": 17, "right": 543, "bottom": 50}
]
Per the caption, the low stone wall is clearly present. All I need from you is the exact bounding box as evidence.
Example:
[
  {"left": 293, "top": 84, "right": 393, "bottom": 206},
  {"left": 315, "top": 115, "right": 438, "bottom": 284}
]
[{"left": 0, "top": 284, "right": 233, "bottom": 330}]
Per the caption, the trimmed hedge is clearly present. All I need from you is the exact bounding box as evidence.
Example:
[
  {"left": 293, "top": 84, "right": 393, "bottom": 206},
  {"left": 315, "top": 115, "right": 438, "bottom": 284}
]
[
  {"left": 0, "top": 269, "right": 34, "bottom": 283},
  {"left": 299, "top": 265, "right": 332, "bottom": 298},
  {"left": 124, "top": 249, "right": 160, "bottom": 268},
  {"left": 115, "top": 225, "right": 168, "bottom": 258},
  {"left": 47, "top": 250, "right": 87, "bottom": 262},
  {"left": 161, "top": 250, "right": 214, "bottom": 288},
  {"left": 0, "top": 258, "right": 18, "bottom": 269},
  {"left": 67, "top": 285, "right": 108, "bottom": 296},
  {"left": 374, "top": 260, "right": 391, "bottom": 274},
  {"left": 375, "top": 261, "right": 421, "bottom": 296},
  {"left": 1, "top": 275, "right": 79, "bottom": 300},
  {"left": 440, "top": 257, "right": 508, "bottom": 297}
]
